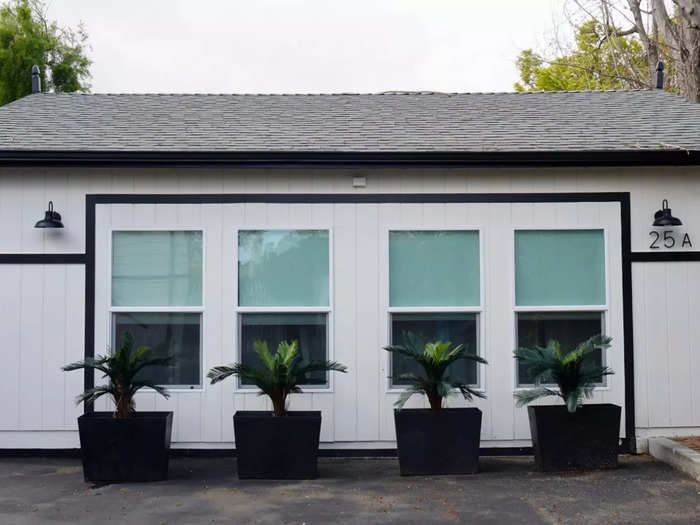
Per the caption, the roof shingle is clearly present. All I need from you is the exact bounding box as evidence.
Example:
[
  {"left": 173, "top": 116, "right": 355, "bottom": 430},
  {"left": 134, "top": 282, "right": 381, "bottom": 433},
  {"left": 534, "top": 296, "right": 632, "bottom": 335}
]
[{"left": 1, "top": 90, "right": 699, "bottom": 153}]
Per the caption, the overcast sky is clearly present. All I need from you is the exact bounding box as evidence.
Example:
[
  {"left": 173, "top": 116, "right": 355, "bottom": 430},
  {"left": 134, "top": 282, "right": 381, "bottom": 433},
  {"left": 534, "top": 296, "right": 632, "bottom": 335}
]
[{"left": 46, "top": 0, "right": 564, "bottom": 94}]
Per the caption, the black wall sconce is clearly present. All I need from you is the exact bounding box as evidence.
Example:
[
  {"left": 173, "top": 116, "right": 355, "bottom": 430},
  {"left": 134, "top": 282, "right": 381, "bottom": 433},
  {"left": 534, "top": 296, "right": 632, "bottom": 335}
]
[
  {"left": 653, "top": 199, "right": 682, "bottom": 227},
  {"left": 34, "top": 201, "right": 64, "bottom": 228}
]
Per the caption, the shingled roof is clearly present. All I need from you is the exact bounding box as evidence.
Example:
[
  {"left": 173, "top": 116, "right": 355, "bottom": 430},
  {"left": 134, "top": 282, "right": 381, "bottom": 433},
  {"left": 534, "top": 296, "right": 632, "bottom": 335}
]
[{"left": 1, "top": 90, "right": 699, "bottom": 154}]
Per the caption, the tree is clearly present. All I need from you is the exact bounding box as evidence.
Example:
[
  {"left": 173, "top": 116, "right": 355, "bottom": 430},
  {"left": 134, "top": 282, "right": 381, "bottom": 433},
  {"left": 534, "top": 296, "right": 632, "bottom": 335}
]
[
  {"left": 640, "top": 0, "right": 700, "bottom": 101},
  {"left": 515, "top": 20, "right": 651, "bottom": 92},
  {"left": 0, "top": 0, "right": 90, "bottom": 105},
  {"left": 515, "top": 1, "right": 700, "bottom": 102}
]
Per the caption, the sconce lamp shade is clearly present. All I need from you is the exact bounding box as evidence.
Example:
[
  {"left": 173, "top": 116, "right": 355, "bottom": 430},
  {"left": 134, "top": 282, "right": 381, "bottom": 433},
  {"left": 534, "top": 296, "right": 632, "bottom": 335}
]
[
  {"left": 34, "top": 201, "right": 64, "bottom": 228},
  {"left": 653, "top": 199, "right": 682, "bottom": 227}
]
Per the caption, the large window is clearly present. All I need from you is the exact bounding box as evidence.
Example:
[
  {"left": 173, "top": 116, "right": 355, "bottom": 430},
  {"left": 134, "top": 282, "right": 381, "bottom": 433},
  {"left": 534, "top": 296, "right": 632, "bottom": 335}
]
[
  {"left": 388, "top": 230, "right": 481, "bottom": 388},
  {"left": 111, "top": 231, "right": 203, "bottom": 388},
  {"left": 237, "top": 230, "right": 330, "bottom": 387},
  {"left": 514, "top": 229, "right": 606, "bottom": 386}
]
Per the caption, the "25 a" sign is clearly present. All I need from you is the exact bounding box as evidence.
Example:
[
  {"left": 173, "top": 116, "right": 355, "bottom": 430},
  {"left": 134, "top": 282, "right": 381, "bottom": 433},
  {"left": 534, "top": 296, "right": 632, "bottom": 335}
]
[{"left": 649, "top": 230, "right": 693, "bottom": 249}]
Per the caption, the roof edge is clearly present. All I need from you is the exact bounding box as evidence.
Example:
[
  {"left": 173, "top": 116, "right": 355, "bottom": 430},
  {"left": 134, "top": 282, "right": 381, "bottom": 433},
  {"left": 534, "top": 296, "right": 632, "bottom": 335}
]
[{"left": 0, "top": 150, "right": 699, "bottom": 168}]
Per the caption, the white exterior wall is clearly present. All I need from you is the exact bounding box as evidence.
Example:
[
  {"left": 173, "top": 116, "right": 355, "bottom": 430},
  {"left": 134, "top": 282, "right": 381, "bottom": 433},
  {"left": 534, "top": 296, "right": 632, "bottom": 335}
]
[
  {"left": 1, "top": 165, "right": 699, "bottom": 450},
  {"left": 633, "top": 262, "right": 700, "bottom": 449},
  {"left": 0, "top": 264, "right": 84, "bottom": 447}
]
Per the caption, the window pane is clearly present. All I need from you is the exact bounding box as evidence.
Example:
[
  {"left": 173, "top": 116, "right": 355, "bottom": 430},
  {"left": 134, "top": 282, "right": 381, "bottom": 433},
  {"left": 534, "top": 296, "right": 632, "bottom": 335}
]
[
  {"left": 238, "top": 230, "right": 329, "bottom": 307},
  {"left": 515, "top": 230, "right": 605, "bottom": 306},
  {"left": 390, "top": 231, "right": 480, "bottom": 307},
  {"left": 113, "top": 312, "right": 201, "bottom": 387},
  {"left": 517, "top": 311, "right": 603, "bottom": 385},
  {"left": 112, "top": 231, "right": 203, "bottom": 307},
  {"left": 240, "top": 313, "right": 327, "bottom": 385},
  {"left": 391, "top": 313, "right": 478, "bottom": 386}
]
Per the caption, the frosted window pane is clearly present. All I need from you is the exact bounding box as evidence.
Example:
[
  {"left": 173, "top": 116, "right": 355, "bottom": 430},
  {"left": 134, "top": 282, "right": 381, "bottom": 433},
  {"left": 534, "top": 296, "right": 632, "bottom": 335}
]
[
  {"left": 390, "top": 231, "right": 480, "bottom": 306},
  {"left": 515, "top": 230, "right": 605, "bottom": 306},
  {"left": 238, "top": 230, "right": 329, "bottom": 307},
  {"left": 112, "top": 231, "right": 203, "bottom": 307}
]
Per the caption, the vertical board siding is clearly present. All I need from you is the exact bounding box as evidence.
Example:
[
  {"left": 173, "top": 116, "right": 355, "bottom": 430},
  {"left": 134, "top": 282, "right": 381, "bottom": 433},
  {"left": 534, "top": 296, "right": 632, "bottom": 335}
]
[
  {"left": 64, "top": 265, "right": 85, "bottom": 428},
  {"left": 488, "top": 204, "right": 518, "bottom": 441},
  {"left": 354, "top": 204, "right": 381, "bottom": 441},
  {"left": 0, "top": 264, "right": 84, "bottom": 432},
  {"left": 633, "top": 261, "right": 700, "bottom": 432},
  {"left": 1, "top": 166, "right": 699, "bottom": 254},
  {"left": 0, "top": 197, "right": 627, "bottom": 447},
  {"left": 333, "top": 204, "right": 358, "bottom": 442},
  {"left": 201, "top": 204, "right": 224, "bottom": 443},
  {"left": 0, "top": 265, "right": 21, "bottom": 430},
  {"left": 19, "top": 266, "right": 44, "bottom": 428},
  {"left": 5, "top": 164, "right": 697, "bottom": 446}
]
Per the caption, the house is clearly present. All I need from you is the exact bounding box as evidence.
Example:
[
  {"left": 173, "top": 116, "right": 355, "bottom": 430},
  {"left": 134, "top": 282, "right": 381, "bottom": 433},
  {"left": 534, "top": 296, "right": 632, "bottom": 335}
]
[{"left": 1, "top": 88, "right": 699, "bottom": 454}]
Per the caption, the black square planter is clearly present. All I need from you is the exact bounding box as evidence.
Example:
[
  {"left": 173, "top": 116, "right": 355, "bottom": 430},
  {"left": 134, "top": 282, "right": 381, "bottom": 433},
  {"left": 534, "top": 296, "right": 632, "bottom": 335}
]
[
  {"left": 394, "top": 407, "right": 482, "bottom": 475},
  {"left": 77, "top": 411, "right": 173, "bottom": 483},
  {"left": 233, "top": 410, "right": 321, "bottom": 479},
  {"left": 528, "top": 404, "right": 621, "bottom": 472}
]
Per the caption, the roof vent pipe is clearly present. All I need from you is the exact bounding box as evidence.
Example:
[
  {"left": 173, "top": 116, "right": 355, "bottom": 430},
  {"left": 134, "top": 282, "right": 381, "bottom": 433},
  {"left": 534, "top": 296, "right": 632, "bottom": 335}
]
[
  {"left": 655, "top": 61, "right": 664, "bottom": 89},
  {"left": 31, "top": 65, "right": 41, "bottom": 94}
]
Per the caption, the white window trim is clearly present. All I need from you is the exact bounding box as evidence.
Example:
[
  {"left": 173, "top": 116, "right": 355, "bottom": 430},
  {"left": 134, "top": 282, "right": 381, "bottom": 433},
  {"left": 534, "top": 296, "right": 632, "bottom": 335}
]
[
  {"left": 384, "top": 226, "right": 486, "bottom": 393},
  {"left": 511, "top": 226, "right": 610, "bottom": 391},
  {"left": 108, "top": 228, "right": 206, "bottom": 392},
  {"left": 233, "top": 227, "right": 335, "bottom": 393}
]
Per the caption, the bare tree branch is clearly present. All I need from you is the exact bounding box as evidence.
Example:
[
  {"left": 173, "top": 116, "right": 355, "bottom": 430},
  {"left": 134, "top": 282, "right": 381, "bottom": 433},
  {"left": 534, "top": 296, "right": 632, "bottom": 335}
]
[
  {"left": 653, "top": 0, "right": 680, "bottom": 46},
  {"left": 672, "top": 0, "right": 700, "bottom": 29},
  {"left": 532, "top": 52, "right": 652, "bottom": 87}
]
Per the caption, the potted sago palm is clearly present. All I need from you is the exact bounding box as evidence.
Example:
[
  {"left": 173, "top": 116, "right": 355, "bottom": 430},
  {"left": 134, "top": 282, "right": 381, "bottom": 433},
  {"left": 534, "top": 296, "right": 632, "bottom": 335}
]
[
  {"left": 384, "top": 333, "right": 488, "bottom": 475},
  {"left": 514, "top": 335, "right": 620, "bottom": 471},
  {"left": 208, "top": 340, "right": 347, "bottom": 479},
  {"left": 62, "top": 332, "right": 175, "bottom": 482}
]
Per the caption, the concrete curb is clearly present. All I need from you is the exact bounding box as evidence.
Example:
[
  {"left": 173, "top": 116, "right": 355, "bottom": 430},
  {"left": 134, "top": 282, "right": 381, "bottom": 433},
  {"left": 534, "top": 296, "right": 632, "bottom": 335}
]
[{"left": 648, "top": 437, "right": 700, "bottom": 481}]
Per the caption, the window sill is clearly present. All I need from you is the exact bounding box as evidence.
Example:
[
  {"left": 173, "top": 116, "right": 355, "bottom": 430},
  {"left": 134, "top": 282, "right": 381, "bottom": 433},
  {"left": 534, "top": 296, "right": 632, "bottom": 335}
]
[
  {"left": 512, "top": 385, "right": 610, "bottom": 393},
  {"left": 385, "top": 387, "right": 484, "bottom": 395},
  {"left": 233, "top": 387, "right": 334, "bottom": 394},
  {"left": 136, "top": 386, "right": 204, "bottom": 394}
]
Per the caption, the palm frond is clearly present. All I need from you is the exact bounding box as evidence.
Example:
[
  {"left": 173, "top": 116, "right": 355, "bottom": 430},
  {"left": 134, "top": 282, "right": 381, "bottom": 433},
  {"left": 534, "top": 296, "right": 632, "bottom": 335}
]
[
  {"left": 394, "top": 385, "right": 422, "bottom": 409},
  {"left": 61, "top": 356, "right": 111, "bottom": 375},
  {"left": 385, "top": 334, "right": 489, "bottom": 410},
  {"left": 442, "top": 348, "right": 488, "bottom": 368},
  {"left": 383, "top": 344, "right": 423, "bottom": 361},
  {"left": 277, "top": 340, "right": 299, "bottom": 367},
  {"left": 62, "top": 331, "right": 174, "bottom": 417},
  {"left": 513, "top": 334, "right": 615, "bottom": 413},
  {"left": 207, "top": 339, "right": 347, "bottom": 415},
  {"left": 254, "top": 340, "right": 276, "bottom": 371},
  {"left": 207, "top": 364, "right": 246, "bottom": 385},
  {"left": 129, "top": 380, "right": 170, "bottom": 399},
  {"left": 562, "top": 335, "right": 612, "bottom": 365},
  {"left": 296, "top": 360, "right": 348, "bottom": 376},
  {"left": 514, "top": 386, "right": 560, "bottom": 407},
  {"left": 455, "top": 383, "right": 487, "bottom": 401},
  {"left": 130, "top": 355, "right": 176, "bottom": 377},
  {"left": 75, "top": 385, "right": 115, "bottom": 406}
]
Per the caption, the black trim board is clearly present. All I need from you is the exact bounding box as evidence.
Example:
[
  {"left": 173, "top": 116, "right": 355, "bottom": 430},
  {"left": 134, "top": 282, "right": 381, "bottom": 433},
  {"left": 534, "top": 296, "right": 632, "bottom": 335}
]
[
  {"left": 90, "top": 192, "right": 628, "bottom": 205},
  {"left": 620, "top": 195, "right": 635, "bottom": 454},
  {"left": 6, "top": 249, "right": 691, "bottom": 265},
  {"left": 84, "top": 196, "right": 95, "bottom": 410},
  {"left": 0, "top": 443, "right": 635, "bottom": 458},
  {"left": 84, "top": 192, "right": 636, "bottom": 454},
  {"left": 631, "top": 251, "right": 700, "bottom": 262},
  {"left": 0, "top": 253, "right": 86, "bottom": 264},
  {"left": 2, "top": 150, "right": 700, "bottom": 167}
]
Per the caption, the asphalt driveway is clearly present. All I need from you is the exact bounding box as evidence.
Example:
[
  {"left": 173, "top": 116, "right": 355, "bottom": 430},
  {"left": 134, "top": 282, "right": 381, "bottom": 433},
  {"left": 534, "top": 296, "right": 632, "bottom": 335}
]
[{"left": 0, "top": 455, "right": 698, "bottom": 524}]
